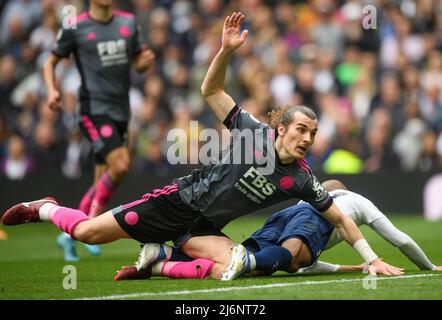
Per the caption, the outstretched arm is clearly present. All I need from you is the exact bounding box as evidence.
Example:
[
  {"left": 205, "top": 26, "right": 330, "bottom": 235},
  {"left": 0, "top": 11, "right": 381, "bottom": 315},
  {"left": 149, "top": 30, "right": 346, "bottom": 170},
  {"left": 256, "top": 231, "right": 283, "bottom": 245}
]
[
  {"left": 298, "top": 261, "right": 365, "bottom": 274},
  {"left": 201, "top": 12, "right": 249, "bottom": 122},
  {"left": 321, "top": 202, "right": 404, "bottom": 276},
  {"left": 370, "top": 217, "right": 440, "bottom": 271},
  {"left": 349, "top": 193, "right": 441, "bottom": 271}
]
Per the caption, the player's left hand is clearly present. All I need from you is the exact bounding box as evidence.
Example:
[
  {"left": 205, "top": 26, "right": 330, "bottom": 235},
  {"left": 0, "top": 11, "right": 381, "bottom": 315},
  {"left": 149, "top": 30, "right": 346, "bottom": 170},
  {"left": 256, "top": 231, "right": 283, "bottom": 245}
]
[
  {"left": 368, "top": 258, "right": 404, "bottom": 276},
  {"left": 435, "top": 266, "right": 442, "bottom": 271},
  {"left": 134, "top": 48, "right": 155, "bottom": 72}
]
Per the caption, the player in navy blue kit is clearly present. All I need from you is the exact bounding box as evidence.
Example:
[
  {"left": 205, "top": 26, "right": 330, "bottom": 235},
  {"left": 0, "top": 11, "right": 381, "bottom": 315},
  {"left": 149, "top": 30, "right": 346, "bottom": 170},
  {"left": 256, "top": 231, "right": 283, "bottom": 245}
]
[
  {"left": 42, "top": 0, "right": 155, "bottom": 261},
  {"left": 3, "top": 12, "right": 401, "bottom": 279},
  {"left": 234, "top": 179, "right": 440, "bottom": 278},
  {"left": 114, "top": 180, "right": 439, "bottom": 281}
]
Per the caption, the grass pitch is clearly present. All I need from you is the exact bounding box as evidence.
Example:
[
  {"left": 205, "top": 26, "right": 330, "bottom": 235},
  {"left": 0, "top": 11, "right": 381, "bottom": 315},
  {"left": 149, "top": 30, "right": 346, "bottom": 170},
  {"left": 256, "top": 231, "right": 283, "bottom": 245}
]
[{"left": 0, "top": 215, "right": 441, "bottom": 300}]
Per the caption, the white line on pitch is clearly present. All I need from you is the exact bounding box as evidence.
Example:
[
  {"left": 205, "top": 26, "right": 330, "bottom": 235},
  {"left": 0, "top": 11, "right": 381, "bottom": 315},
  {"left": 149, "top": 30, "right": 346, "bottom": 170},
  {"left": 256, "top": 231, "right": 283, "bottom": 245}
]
[{"left": 75, "top": 273, "right": 441, "bottom": 300}]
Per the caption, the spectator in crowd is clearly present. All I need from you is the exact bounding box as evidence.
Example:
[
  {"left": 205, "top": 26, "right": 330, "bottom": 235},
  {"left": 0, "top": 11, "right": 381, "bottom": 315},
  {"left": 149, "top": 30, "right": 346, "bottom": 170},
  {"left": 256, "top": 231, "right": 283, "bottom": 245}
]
[
  {"left": 0, "top": 134, "right": 34, "bottom": 180},
  {"left": 294, "top": 62, "right": 318, "bottom": 115},
  {"left": 393, "top": 99, "right": 427, "bottom": 171},
  {"left": 0, "top": 114, "right": 9, "bottom": 158},
  {"left": 380, "top": 8, "right": 426, "bottom": 69},
  {"left": 28, "top": 120, "right": 65, "bottom": 174},
  {"left": 419, "top": 129, "right": 442, "bottom": 171},
  {"left": 0, "top": 55, "right": 19, "bottom": 122},
  {"left": 369, "top": 73, "right": 405, "bottom": 135},
  {"left": 61, "top": 129, "right": 92, "bottom": 179},
  {"left": 361, "top": 108, "right": 400, "bottom": 173},
  {"left": 310, "top": 0, "right": 344, "bottom": 60},
  {"left": 0, "top": 0, "right": 42, "bottom": 47},
  {"left": 135, "top": 136, "right": 171, "bottom": 176},
  {"left": 30, "top": 8, "right": 58, "bottom": 66}
]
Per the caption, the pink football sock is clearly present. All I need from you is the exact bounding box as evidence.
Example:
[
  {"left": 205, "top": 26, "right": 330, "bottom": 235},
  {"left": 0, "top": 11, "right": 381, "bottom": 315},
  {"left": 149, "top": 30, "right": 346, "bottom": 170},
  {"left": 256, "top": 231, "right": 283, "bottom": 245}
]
[
  {"left": 161, "top": 259, "right": 215, "bottom": 279},
  {"left": 90, "top": 172, "right": 117, "bottom": 217},
  {"left": 79, "top": 185, "right": 96, "bottom": 214},
  {"left": 50, "top": 207, "right": 90, "bottom": 240}
]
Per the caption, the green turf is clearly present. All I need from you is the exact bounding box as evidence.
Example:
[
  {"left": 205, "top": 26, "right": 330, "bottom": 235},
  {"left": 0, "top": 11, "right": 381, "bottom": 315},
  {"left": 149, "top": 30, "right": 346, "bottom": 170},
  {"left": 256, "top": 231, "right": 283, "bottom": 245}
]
[{"left": 0, "top": 215, "right": 441, "bottom": 300}]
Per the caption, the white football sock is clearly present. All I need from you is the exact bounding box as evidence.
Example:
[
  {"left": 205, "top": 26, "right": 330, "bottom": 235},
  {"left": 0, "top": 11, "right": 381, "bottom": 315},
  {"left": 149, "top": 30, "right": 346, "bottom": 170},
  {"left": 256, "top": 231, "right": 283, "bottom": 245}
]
[
  {"left": 39, "top": 203, "right": 57, "bottom": 221},
  {"left": 249, "top": 253, "right": 256, "bottom": 270},
  {"left": 151, "top": 261, "right": 164, "bottom": 276}
]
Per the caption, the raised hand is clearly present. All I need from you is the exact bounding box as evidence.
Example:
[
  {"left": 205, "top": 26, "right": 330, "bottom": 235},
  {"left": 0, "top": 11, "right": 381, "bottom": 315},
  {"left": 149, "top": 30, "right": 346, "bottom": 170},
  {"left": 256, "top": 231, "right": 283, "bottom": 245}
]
[{"left": 222, "top": 12, "right": 249, "bottom": 51}]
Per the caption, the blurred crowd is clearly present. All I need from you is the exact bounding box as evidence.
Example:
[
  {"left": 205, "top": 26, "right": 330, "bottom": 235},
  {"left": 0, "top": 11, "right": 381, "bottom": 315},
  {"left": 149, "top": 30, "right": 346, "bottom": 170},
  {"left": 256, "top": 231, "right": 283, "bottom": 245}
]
[{"left": 1, "top": 0, "right": 442, "bottom": 181}]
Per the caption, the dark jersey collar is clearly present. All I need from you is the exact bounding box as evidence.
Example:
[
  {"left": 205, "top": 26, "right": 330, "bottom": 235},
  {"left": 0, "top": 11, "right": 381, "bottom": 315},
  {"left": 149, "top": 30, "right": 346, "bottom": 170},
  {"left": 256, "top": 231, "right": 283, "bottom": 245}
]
[{"left": 275, "top": 149, "right": 297, "bottom": 168}]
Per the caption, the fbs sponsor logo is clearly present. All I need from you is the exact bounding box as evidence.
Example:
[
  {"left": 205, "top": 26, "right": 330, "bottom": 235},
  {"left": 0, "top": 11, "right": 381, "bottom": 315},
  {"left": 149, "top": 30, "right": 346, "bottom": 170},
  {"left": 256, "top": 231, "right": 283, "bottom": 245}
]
[
  {"left": 234, "top": 167, "right": 276, "bottom": 204},
  {"left": 97, "top": 39, "right": 128, "bottom": 66}
]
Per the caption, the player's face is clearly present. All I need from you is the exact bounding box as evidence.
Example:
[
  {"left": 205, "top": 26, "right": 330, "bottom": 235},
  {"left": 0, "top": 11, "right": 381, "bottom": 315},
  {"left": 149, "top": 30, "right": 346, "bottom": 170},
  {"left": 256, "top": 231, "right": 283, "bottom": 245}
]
[{"left": 279, "top": 112, "right": 318, "bottom": 160}]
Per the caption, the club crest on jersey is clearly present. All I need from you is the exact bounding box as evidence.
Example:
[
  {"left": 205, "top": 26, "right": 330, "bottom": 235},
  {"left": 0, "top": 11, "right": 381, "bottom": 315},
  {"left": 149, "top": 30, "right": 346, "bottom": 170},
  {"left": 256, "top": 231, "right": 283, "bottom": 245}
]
[
  {"left": 312, "top": 180, "right": 327, "bottom": 200},
  {"left": 234, "top": 167, "right": 277, "bottom": 204},
  {"left": 97, "top": 39, "right": 128, "bottom": 66}
]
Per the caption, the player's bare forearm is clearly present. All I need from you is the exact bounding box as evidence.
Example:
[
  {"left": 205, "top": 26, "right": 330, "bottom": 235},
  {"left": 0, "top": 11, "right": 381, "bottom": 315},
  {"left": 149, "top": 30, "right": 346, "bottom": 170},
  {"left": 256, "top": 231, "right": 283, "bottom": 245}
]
[
  {"left": 336, "top": 215, "right": 365, "bottom": 246},
  {"left": 299, "top": 261, "right": 363, "bottom": 274},
  {"left": 201, "top": 47, "right": 232, "bottom": 96},
  {"left": 42, "top": 54, "right": 61, "bottom": 92},
  {"left": 321, "top": 202, "right": 364, "bottom": 246},
  {"left": 201, "top": 47, "right": 236, "bottom": 121},
  {"left": 338, "top": 264, "right": 365, "bottom": 272},
  {"left": 201, "top": 12, "right": 248, "bottom": 122},
  {"left": 43, "top": 54, "right": 62, "bottom": 111}
]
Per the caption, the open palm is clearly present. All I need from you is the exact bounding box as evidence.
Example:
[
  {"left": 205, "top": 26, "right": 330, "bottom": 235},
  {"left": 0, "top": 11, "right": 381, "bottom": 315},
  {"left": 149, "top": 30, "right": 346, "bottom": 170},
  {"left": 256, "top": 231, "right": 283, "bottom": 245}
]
[
  {"left": 369, "top": 259, "right": 404, "bottom": 276},
  {"left": 222, "top": 12, "right": 248, "bottom": 50}
]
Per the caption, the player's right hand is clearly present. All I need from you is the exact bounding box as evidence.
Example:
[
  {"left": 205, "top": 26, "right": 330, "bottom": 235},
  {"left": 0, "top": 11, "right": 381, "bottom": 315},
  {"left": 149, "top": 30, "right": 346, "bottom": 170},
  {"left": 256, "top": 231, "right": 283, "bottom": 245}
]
[
  {"left": 368, "top": 258, "right": 404, "bottom": 276},
  {"left": 435, "top": 266, "right": 442, "bottom": 271},
  {"left": 47, "top": 89, "right": 61, "bottom": 111},
  {"left": 222, "top": 12, "right": 249, "bottom": 51}
]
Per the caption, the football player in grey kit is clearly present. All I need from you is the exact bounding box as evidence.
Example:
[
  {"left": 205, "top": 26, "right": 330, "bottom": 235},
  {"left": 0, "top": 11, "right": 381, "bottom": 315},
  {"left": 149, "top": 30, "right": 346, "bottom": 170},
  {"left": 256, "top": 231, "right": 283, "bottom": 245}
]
[
  {"left": 42, "top": 0, "right": 155, "bottom": 261},
  {"left": 3, "top": 12, "right": 401, "bottom": 279}
]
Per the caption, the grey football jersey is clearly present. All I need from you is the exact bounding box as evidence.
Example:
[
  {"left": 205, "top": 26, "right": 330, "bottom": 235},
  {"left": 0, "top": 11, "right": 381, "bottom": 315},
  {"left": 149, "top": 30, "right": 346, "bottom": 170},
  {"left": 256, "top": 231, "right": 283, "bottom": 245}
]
[
  {"left": 175, "top": 105, "right": 333, "bottom": 229},
  {"left": 53, "top": 10, "right": 143, "bottom": 122}
]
